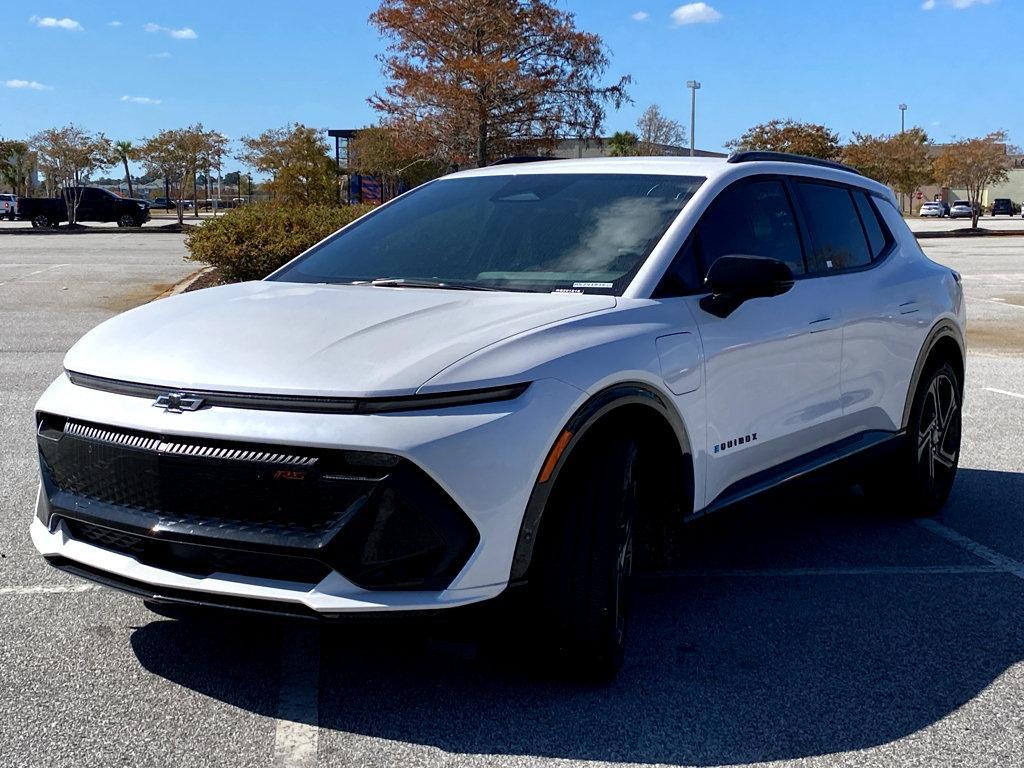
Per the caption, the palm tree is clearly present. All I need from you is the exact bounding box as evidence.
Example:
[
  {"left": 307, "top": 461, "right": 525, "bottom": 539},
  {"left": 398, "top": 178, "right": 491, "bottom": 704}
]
[{"left": 113, "top": 140, "right": 135, "bottom": 198}]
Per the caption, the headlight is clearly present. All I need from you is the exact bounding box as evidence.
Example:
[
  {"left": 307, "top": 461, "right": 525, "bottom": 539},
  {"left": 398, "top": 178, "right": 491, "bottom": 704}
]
[{"left": 137, "top": 202, "right": 146, "bottom": 209}]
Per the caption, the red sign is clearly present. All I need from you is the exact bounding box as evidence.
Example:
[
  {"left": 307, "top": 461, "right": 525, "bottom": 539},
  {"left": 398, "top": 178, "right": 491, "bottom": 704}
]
[{"left": 916, "top": 191, "right": 924, "bottom": 199}]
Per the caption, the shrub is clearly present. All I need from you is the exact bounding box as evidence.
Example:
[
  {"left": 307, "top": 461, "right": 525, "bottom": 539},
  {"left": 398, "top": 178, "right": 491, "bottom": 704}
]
[{"left": 185, "top": 202, "right": 376, "bottom": 283}]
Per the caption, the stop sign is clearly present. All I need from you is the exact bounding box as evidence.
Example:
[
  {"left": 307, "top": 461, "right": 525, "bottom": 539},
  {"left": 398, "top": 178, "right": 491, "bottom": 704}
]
[{"left": 916, "top": 191, "right": 924, "bottom": 199}]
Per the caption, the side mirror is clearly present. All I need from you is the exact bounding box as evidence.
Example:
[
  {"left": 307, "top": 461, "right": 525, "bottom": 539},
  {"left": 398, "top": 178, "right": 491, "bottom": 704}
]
[{"left": 700, "top": 254, "right": 795, "bottom": 318}]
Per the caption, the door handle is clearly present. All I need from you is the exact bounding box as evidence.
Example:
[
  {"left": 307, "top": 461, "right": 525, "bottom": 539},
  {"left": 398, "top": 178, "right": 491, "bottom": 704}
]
[
  {"left": 808, "top": 316, "right": 834, "bottom": 332},
  {"left": 898, "top": 301, "right": 919, "bottom": 315}
]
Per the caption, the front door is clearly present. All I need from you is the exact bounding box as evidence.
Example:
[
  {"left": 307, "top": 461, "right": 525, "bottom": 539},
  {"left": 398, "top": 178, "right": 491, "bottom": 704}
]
[{"left": 682, "top": 177, "right": 844, "bottom": 506}]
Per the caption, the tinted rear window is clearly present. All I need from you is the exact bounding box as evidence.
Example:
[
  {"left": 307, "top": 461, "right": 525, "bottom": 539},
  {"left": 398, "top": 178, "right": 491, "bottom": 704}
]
[
  {"left": 795, "top": 182, "right": 872, "bottom": 272},
  {"left": 852, "top": 191, "right": 890, "bottom": 259}
]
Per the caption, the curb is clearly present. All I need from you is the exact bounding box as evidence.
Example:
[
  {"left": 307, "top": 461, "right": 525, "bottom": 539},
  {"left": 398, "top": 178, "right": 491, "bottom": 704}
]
[
  {"left": 155, "top": 266, "right": 214, "bottom": 300},
  {"left": 0, "top": 223, "right": 200, "bottom": 235},
  {"left": 914, "top": 229, "right": 1024, "bottom": 239}
]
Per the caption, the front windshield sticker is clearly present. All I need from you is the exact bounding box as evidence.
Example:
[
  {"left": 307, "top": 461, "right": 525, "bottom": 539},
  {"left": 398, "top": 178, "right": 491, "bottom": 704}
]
[{"left": 572, "top": 282, "right": 614, "bottom": 289}]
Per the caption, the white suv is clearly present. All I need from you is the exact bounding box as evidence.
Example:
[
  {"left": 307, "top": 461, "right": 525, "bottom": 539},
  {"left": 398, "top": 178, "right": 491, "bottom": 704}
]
[{"left": 32, "top": 152, "right": 965, "bottom": 677}]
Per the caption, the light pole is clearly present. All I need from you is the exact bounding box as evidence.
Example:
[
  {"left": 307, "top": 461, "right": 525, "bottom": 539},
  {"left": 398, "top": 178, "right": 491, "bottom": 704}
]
[
  {"left": 899, "top": 103, "right": 907, "bottom": 134},
  {"left": 686, "top": 80, "right": 701, "bottom": 157}
]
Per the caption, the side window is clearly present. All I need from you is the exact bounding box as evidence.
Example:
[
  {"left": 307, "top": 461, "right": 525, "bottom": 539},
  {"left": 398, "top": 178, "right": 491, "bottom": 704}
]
[
  {"left": 697, "top": 179, "right": 805, "bottom": 277},
  {"left": 795, "top": 182, "right": 872, "bottom": 272},
  {"left": 852, "top": 191, "right": 891, "bottom": 260}
]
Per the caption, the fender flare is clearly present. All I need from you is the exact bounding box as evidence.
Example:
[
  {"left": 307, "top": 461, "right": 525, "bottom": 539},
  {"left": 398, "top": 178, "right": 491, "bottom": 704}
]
[
  {"left": 508, "top": 381, "right": 692, "bottom": 582},
  {"left": 901, "top": 318, "right": 965, "bottom": 429}
]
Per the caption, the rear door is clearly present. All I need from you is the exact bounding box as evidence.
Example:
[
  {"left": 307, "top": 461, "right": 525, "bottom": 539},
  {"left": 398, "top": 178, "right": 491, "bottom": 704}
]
[{"left": 680, "top": 176, "right": 845, "bottom": 506}]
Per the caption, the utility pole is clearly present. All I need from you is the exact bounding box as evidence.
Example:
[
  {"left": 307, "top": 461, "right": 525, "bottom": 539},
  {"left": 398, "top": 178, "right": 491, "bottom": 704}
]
[
  {"left": 686, "top": 80, "right": 701, "bottom": 157},
  {"left": 899, "top": 103, "right": 907, "bottom": 134}
]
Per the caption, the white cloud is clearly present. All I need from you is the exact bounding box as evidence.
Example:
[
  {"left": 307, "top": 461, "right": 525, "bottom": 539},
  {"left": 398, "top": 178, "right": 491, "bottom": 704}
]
[
  {"left": 29, "top": 15, "right": 83, "bottom": 31},
  {"left": 631, "top": 11, "right": 649, "bottom": 21},
  {"left": 121, "top": 95, "right": 162, "bottom": 105},
  {"left": 144, "top": 22, "right": 198, "bottom": 39},
  {"left": 670, "top": 2, "right": 722, "bottom": 26},
  {"left": 4, "top": 79, "right": 52, "bottom": 91},
  {"left": 924, "top": 0, "right": 993, "bottom": 8},
  {"left": 109, "top": 20, "right": 122, "bottom": 27}
]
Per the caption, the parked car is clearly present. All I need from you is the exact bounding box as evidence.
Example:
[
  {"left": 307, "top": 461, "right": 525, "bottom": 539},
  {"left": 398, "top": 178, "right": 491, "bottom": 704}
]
[
  {"left": 949, "top": 200, "right": 977, "bottom": 219},
  {"left": 17, "top": 187, "right": 150, "bottom": 228},
  {"left": 990, "top": 198, "right": 1015, "bottom": 216},
  {"left": 0, "top": 193, "right": 17, "bottom": 220},
  {"left": 919, "top": 201, "right": 944, "bottom": 217},
  {"left": 30, "top": 152, "right": 965, "bottom": 678},
  {"left": 151, "top": 197, "right": 176, "bottom": 210}
]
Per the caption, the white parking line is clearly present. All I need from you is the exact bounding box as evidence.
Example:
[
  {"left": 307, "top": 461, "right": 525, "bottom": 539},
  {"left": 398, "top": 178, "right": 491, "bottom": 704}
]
[
  {"left": 0, "top": 263, "right": 68, "bottom": 288},
  {"left": 983, "top": 387, "right": 1024, "bottom": 400},
  {"left": 644, "top": 565, "right": 1004, "bottom": 579},
  {"left": 0, "top": 584, "right": 99, "bottom": 595},
  {"left": 271, "top": 625, "right": 321, "bottom": 768},
  {"left": 917, "top": 519, "right": 1024, "bottom": 581}
]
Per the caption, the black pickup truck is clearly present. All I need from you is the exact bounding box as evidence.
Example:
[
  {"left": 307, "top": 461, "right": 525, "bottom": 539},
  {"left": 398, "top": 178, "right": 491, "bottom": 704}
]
[{"left": 18, "top": 187, "right": 150, "bottom": 228}]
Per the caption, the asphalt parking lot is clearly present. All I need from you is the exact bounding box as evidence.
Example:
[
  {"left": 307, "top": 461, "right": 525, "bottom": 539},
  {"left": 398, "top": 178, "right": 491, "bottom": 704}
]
[{"left": 1, "top": 232, "right": 1023, "bottom": 767}]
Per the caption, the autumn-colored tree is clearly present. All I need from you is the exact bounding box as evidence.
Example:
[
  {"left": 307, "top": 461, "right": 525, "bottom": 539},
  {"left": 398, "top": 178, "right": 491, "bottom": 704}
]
[
  {"left": 933, "top": 131, "right": 1010, "bottom": 229},
  {"left": 239, "top": 124, "right": 336, "bottom": 205},
  {"left": 608, "top": 131, "right": 640, "bottom": 157},
  {"left": 30, "top": 125, "right": 112, "bottom": 224},
  {"left": 727, "top": 119, "right": 841, "bottom": 160},
  {"left": 139, "top": 125, "right": 215, "bottom": 224},
  {"left": 369, "top": 0, "right": 631, "bottom": 167},
  {"left": 0, "top": 139, "right": 34, "bottom": 196},
  {"left": 843, "top": 128, "right": 934, "bottom": 213},
  {"left": 636, "top": 104, "right": 686, "bottom": 154}
]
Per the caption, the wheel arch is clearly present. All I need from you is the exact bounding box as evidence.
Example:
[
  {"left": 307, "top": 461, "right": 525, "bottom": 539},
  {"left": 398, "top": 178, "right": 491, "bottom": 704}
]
[
  {"left": 508, "top": 381, "right": 693, "bottom": 581},
  {"left": 902, "top": 318, "right": 965, "bottom": 429}
]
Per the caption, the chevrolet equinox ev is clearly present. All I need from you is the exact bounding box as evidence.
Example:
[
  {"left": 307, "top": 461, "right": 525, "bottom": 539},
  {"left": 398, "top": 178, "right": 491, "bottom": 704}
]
[{"left": 32, "top": 152, "right": 966, "bottom": 677}]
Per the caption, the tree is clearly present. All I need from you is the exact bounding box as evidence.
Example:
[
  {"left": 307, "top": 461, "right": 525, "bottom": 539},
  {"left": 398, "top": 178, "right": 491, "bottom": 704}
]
[
  {"left": 238, "top": 124, "right": 336, "bottom": 205},
  {"left": 369, "top": 0, "right": 631, "bottom": 167},
  {"left": 349, "top": 125, "right": 440, "bottom": 201},
  {"left": 636, "top": 104, "right": 685, "bottom": 153},
  {"left": 933, "top": 131, "right": 1010, "bottom": 229},
  {"left": 727, "top": 118, "right": 841, "bottom": 160},
  {"left": 844, "top": 128, "right": 934, "bottom": 214},
  {"left": 607, "top": 131, "right": 640, "bottom": 157},
  {"left": 30, "top": 125, "right": 112, "bottom": 224},
  {"left": 139, "top": 125, "right": 213, "bottom": 224},
  {"left": 0, "top": 139, "right": 34, "bottom": 196},
  {"left": 111, "top": 140, "right": 135, "bottom": 198}
]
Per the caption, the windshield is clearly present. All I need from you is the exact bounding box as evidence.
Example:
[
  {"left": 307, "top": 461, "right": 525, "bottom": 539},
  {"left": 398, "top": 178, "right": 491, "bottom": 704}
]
[{"left": 270, "top": 173, "right": 704, "bottom": 294}]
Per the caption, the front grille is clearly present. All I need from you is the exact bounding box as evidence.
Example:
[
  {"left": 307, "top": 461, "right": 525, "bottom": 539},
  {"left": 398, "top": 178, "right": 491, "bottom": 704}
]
[{"left": 37, "top": 414, "right": 480, "bottom": 590}]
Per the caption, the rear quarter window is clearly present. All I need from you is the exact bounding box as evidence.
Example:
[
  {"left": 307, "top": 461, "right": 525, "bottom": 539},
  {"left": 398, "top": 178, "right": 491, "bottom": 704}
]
[{"left": 795, "top": 181, "right": 872, "bottom": 273}]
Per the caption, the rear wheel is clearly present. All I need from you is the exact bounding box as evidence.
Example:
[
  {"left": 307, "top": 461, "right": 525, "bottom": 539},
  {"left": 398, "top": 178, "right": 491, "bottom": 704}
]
[
  {"left": 864, "top": 361, "right": 961, "bottom": 516},
  {"left": 32, "top": 214, "right": 54, "bottom": 229},
  {"left": 530, "top": 431, "right": 640, "bottom": 680}
]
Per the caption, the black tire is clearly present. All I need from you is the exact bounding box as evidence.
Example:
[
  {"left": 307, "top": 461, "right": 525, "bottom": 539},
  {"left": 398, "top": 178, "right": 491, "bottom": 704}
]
[
  {"left": 864, "top": 361, "right": 961, "bottom": 516},
  {"left": 32, "top": 214, "right": 53, "bottom": 229},
  {"left": 117, "top": 214, "right": 139, "bottom": 228},
  {"left": 530, "top": 430, "right": 640, "bottom": 680}
]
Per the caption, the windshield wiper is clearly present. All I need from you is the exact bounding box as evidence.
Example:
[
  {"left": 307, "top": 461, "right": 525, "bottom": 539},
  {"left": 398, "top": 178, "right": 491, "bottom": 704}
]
[{"left": 369, "top": 277, "right": 501, "bottom": 291}]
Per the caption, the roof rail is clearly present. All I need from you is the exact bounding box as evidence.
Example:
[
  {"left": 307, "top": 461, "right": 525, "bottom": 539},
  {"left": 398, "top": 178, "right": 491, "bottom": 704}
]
[
  {"left": 727, "top": 151, "right": 862, "bottom": 176},
  {"left": 489, "top": 155, "right": 559, "bottom": 166}
]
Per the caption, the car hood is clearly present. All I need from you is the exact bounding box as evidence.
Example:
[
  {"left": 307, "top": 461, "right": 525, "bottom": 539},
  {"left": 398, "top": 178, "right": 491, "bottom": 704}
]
[{"left": 64, "top": 281, "right": 616, "bottom": 397}]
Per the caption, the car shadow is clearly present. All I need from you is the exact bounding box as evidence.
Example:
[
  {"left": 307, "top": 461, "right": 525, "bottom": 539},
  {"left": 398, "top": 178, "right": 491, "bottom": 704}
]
[{"left": 130, "top": 467, "right": 1024, "bottom": 765}]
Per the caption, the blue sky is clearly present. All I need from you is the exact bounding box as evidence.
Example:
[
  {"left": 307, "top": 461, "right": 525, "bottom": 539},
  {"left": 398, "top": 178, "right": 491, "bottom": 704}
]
[{"left": 1, "top": 0, "right": 1019, "bottom": 168}]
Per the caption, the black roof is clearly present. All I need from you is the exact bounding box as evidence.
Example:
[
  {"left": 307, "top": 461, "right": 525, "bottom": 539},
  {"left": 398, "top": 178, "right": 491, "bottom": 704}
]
[{"left": 727, "top": 151, "right": 862, "bottom": 176}]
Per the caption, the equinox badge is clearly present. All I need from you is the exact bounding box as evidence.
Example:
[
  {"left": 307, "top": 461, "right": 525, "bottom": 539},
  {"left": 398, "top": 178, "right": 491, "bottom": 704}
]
[{"left": 153, "top": 392, "right": 206, "bottom": 413}]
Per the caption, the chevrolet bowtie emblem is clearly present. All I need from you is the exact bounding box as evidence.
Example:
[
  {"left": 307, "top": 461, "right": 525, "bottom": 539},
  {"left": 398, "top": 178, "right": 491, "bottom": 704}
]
[{"left": 153, "top": 392, "right": 206, "bottom": 413}]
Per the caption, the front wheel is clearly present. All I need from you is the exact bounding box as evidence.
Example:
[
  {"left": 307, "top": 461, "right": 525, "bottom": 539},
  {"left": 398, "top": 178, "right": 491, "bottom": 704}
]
[
  {"left": 117, "top": 214, "right": 139, "bottom": 228},
  {"left": 864, "top": 361, "right": 961, "bottom": 516},
  {"left": 531, "top": 431, "right": 639, "bottom": 679},
  {"left": 32, "top": 214, "right": 54, "bottom": 229}
]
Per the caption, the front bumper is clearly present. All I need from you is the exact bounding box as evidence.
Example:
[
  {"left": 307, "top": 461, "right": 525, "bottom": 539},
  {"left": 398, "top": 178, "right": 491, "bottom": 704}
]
[{"left": 31, "top": 374, "right": 584, "bottom": 613}]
